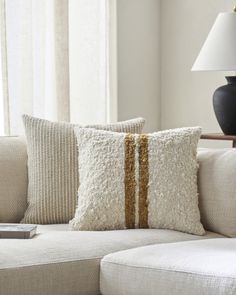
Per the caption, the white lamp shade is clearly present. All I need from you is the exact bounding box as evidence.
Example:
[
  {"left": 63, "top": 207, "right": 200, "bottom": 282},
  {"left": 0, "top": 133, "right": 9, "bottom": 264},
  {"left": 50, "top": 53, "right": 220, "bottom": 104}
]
[{"left": 192, "top": 12, "right": 236, "bottom": 71}]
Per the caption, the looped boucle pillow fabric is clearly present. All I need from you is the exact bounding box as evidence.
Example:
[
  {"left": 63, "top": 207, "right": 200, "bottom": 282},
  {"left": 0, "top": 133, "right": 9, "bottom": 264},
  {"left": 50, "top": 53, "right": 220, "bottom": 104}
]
[
  {"left": 21, "top": 115, "right": 145, "bottom": 224},
  {"left": 70, "top": 127, "right": 205, "bottom": 235}
]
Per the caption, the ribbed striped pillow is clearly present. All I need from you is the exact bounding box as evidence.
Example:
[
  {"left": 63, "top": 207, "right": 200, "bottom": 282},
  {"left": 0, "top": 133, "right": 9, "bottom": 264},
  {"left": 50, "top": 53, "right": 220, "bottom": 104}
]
[
  {"left": 70, "top": 127, "right": 205, "bottom": 235},
  {"left": 21, "top": 115, "right": 145, "bottom": 224}
]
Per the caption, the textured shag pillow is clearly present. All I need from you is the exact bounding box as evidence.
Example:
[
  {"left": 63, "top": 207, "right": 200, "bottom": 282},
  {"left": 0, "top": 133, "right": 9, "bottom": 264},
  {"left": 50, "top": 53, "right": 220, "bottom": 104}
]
[
  {"left": 21, "top": 115, "right": 145, "bottom": 224},
  {"left": 70, "top": 127, "right": 205, "bottom": 235}
]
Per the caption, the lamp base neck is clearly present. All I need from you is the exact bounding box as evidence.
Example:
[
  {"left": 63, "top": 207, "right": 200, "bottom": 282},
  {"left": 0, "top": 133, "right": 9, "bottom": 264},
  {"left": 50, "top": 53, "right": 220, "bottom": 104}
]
[{"left": 226, "top": 76, "right": 236, "bottom": 85}]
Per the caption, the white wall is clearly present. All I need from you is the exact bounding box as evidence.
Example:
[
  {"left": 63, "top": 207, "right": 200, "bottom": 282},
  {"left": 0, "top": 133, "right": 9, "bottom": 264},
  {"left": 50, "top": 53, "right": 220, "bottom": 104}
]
[
  {"left": 117, "top": 0, "right": 161, "bottom": 132},
  {"left": 161, "top": 0, "right": 234, "bottom": 147}
]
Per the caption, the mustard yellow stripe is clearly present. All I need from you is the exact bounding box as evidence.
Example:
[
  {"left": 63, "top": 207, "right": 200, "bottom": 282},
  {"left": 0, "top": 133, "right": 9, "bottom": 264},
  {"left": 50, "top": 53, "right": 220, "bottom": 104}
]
[
  {"left": 124, "top": 134, "right": 136, "bottom": 229},
  {"left": 138, "top": 134, "right": 149, "bottom": 228}
]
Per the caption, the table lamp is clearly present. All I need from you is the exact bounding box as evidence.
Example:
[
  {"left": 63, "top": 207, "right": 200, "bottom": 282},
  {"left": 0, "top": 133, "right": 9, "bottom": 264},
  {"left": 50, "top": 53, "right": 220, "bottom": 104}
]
[{"left": 192, "top": 5, "right": 236, "bottom": 135}]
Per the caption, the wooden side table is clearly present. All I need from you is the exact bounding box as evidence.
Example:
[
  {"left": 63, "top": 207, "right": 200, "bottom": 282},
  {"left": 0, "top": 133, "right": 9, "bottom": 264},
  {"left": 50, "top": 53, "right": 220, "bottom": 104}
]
[{"left": 200, "top": 133, "right": 236, "bottom": 148}]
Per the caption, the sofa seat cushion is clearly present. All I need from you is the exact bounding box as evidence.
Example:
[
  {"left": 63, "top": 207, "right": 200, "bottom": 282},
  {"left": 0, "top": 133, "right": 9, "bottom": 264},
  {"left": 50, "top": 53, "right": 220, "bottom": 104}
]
[
  {"left": 100, "top": 238, "right": 235, "bottom": 295},
  {"left": 0, "top": 225, "right": 223, "bottom": 295}
]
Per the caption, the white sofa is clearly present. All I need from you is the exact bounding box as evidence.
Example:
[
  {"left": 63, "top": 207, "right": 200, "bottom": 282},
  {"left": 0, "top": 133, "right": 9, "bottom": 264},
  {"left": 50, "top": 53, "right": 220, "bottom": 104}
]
[{"left": 0, "top": 137, "right": 235, "bottom": 295}]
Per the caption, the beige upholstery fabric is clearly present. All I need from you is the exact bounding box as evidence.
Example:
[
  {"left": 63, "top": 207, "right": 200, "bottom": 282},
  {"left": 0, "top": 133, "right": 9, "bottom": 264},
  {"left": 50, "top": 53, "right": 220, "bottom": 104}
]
[
  {"left": 0, "top": 225, "right": 223, "bottom": 295},
  {"left": 22, "top": 115, "right": 145, "bottom": 224},
  {"left": 71, "top": 127, "right": 204, "bottom": 235},
  {"left": 198, "top": 148, "right": 236, "bottom": 237},
  {"left": 101, "top": 238, "right": 235, "bottom": 295},
  {"left": 0, "top": 137, "right": 27, "bottom": 222}
]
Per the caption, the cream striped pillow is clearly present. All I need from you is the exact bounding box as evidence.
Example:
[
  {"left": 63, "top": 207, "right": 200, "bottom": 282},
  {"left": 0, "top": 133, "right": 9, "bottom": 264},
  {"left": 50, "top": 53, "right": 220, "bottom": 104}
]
[
  {"left": 21, "top": 115, "right": 145, "bottom": 224},
  {"left": 70, "top": 127, "right": 205, "bottom": 235}
]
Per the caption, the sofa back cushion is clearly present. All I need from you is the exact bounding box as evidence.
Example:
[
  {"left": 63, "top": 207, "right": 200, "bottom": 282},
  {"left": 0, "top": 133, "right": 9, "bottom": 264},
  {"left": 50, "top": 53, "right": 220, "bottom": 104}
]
[
  {"left": 1, "top": 137, "right": 235, "bottom": 234},
  {"left": 198, "top": 148, "right": 236, "bottom": 237},
  {"left": 0, "top": 137, "right": 28, "bottom": 222}
]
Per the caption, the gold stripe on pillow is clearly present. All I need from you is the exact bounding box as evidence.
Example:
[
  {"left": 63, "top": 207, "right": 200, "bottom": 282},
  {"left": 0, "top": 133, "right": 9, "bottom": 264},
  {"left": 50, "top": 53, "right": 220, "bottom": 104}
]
[
  {"left": 124, "top": 134, "right": 149, "bottom": 229},
  {"left": 124, "top": 134, "right": 136, "bottom": 229},
  {"left": 138, "top": 134, "right": 149, "bottom": 228}
]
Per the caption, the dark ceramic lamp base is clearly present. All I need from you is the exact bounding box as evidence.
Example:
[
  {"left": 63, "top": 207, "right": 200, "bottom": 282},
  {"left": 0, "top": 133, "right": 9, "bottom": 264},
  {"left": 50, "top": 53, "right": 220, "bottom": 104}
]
[{"left": 213, "top": 76, "right": 236, "bottom": 135}]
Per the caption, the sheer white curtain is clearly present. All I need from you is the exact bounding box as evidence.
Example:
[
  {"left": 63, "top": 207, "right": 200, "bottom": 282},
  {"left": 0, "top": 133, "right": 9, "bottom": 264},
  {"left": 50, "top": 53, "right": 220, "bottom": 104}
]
[
  {"left": 0, "top": 0, "right": 116, "bottom": 135},
  {"left": 69, "top": 0, "right": 117, "bottom": 125},
  {"left": 1, "top": 0, "right": 70, "bottom": 135},
  {"left": 0, "top": 34, "right": 4, "bottom": 135},
  {"left": 0, "top": 0, "right": 9, "bottom": 135}
]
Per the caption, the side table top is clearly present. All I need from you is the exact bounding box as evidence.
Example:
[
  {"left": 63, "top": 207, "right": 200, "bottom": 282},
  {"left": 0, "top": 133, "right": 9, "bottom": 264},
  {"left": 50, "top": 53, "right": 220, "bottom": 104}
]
[
  {"left": 201, "top": 133, "right": 236, "bottom": 140},
  {"left": 200, "top": 133, "right": 236, "bottom": 148}
]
